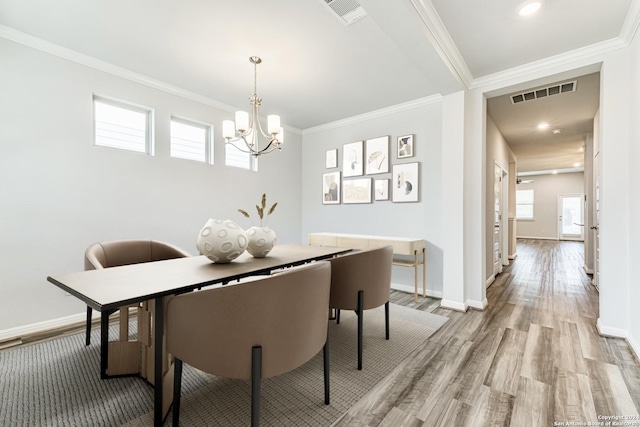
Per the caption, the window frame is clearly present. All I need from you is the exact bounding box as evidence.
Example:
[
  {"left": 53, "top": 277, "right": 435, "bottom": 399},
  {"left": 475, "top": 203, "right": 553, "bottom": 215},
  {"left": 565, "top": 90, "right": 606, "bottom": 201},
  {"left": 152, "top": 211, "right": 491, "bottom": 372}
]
[
  {"left": 516, "top": 189, "right": 535, "bottom": 220},
  {"left": 225, "top": 140, "right": 258, "bottom": 171},
  {"left": 93, "top": 95, "right": 154, "bottom": 155},
  {"left": 170, "top": 116, "right": 214, "bottom": 164}
]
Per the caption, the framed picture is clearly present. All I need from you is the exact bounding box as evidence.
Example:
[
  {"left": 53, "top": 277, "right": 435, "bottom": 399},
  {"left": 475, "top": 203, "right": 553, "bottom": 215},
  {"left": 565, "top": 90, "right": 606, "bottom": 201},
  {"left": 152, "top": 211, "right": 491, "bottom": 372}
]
[
  {"left": 342, "top": 141, "right": 363, "bottom": 177},
  {"left": 374, "top": 179, "right": 389, "bottom": 201},
  {"left": 365, "top": 136, "right": 389, "bottom": 175},
  {"left": 325, "top": 149, "right": 338, "bottom": 168},
  {"left": 392, "top": 162, "right": 419, "bottom": 202},
  {"left": 397, "top": 134, "right": 414, "bottom": 158},
  {"left": 343, "top": 178, "right": 372, "bottom": 204},
  {"left": 322, "top": 171, "right": 341, "bottom": 204}
]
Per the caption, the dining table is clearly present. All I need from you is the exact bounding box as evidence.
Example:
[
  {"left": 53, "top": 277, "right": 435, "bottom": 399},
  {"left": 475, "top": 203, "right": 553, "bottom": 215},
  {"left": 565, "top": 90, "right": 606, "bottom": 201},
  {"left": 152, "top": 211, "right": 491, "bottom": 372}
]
[{"left": 47, "top": 243, "right": 351, "bottom": 426}]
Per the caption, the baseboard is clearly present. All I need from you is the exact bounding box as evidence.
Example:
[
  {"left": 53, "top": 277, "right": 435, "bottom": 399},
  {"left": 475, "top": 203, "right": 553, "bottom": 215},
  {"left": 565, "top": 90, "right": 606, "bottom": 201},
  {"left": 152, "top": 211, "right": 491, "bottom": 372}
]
[
  {"left": 0, "top": 311, "right": 98, "bottom": 345},
  {"left": 596, "top": 318, "right": 640, "bottom": 362},
  {"left": 516, "top": 236, "right": 559, "bottom": 241},
  {"left": 508, "top": 252, "right": 517, "bottom": 260},
  {"left": 596, "top": 318, "right": 627, "bottom": 338},
  {"left": 391, "top": 282, "right": 442, "bottom": 299},
  {"left": 486, "top": 274, "right": 495, "bottom": 288},
  {"left": 440, "top": 299, "right": 467, "bottom": 312},
  {"left": 583, "top": 266, "right": 594, "bottom": 275},
  {"left": 467, "top": 298, "right": 488, "bottom": 310},
  {"left": 628, "top": 334, "right": 640, "bottom": 363}
]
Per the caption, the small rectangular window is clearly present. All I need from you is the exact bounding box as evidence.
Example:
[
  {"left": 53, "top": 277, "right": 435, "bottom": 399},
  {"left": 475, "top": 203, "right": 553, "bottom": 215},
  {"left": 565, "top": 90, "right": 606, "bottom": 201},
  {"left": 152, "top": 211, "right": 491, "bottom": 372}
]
[
  {"left": 170, "top": 117, "right": 213, "bottom": 163},
  {"left": 516, "top": 189, "right": 534, "bottom": 220},
  {"left": 225, "top": 141, "right": 257, "bottom": 171},
  {"left": 93, "top": 96, "right": 152, "bottom": 154}
]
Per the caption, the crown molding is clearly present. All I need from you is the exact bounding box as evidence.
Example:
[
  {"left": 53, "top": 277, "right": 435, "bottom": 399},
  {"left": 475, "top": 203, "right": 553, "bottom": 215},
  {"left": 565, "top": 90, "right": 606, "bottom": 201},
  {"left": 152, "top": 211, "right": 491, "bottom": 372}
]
[
  {"left": 406, "top": 0, "right": 474, "bottom": 88},
  {"left": 0, "top": 25, "right": 304, "bottom": 135},
  {"left": 470, "top": 37, "right": 628, "bottom": 90},
  {"left": 620, "top": 0, "right": 640, "bottom": 44},
  {"left": 302, "top": 95, "right": 442, "bottom": 135}
]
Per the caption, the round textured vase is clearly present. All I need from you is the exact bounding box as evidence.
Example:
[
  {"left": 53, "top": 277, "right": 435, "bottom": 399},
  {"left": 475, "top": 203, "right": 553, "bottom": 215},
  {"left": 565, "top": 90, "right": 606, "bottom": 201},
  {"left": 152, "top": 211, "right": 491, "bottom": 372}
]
[
  {"left": 196, "top": 219, "right": 248, "bottom": 263},
  {"left": 246, "top": 226, "right": 277, "bottom": 258}
]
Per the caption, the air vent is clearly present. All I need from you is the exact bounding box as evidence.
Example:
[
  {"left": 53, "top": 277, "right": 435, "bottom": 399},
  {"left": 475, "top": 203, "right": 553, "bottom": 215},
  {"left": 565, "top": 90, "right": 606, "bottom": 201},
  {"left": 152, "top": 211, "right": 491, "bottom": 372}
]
[
  {"left": 322, "top": 0, "right": 367, "bottom": 25},
  {"left": 511, "top": 80, "right": 577, "bottom": 104}
]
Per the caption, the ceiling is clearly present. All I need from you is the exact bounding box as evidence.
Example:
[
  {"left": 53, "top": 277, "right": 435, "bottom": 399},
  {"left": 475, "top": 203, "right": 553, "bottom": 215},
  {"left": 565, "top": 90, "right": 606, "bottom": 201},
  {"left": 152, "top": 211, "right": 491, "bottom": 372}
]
[{"left": 0, "top": 0, "right": 637, "bottom": 173}]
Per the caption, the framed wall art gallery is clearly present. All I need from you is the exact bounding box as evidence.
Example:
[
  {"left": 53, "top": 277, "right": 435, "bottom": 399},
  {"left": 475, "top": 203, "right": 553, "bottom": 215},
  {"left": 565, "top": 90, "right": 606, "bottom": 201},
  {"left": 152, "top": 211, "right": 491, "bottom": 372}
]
[
  {"left": 397, "top": 134, "right": 414, "bottom": 158},
  {"left": 322, "top": 171, "right": 341, "bottom": 204},
  {"left": 392, "top": 162, "right": 419, "bottom": 202},
  {"left": 342, "top": 140, "right": 363, "bottom": 177},
  {"left": 342, "top": 178, "right": 372, "bottom": 204}
]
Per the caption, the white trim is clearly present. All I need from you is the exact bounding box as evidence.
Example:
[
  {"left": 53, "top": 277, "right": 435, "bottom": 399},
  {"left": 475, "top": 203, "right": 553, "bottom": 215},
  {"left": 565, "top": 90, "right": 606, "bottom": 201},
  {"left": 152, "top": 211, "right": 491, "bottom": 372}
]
[
  {"left": 516, "top": 235, "right": 559, "bottom": 241},
  {"left": 596, "top": 318, "right": 640, "bottom": 361},
  {"left": 470, "top": 37, "right": 627, "bottom": 90},
  {"left": 302, "top": 95, "right": 442, "bottom": 135},
  {"left": 0, "top": 25, "right": 303, "bottom": 136},
  {"left": 620, "top": 0, "right": 640, "bottom": 44},
  {"left": 628, "top": 334, "right": 640, "bottom": 363},
  {"left": 467, "top": 298, "right": 488, "bottom": 310},
  {"left": 485, "top": 274, "right": 495, "bottom": 288},
  {"left": 391, "top": 282, "right": 443, "bottom": 299},
  {"left": 508, "top": 252, "right": 517, "bottom": 260},
  {"left": 440, "top": 299, "right": 468, "bottom": 312},
  {"left": 583, "top": 266, "right": 594, "bottom": 275},
  {"left": 596, "top": 318, "right": 627, "bottom": 338},
  {"left": 0, "top": 311, "right": 92, "bottom": 343},
  {"left": 405, "top": 0, "right": 473, "bottom": 87}
]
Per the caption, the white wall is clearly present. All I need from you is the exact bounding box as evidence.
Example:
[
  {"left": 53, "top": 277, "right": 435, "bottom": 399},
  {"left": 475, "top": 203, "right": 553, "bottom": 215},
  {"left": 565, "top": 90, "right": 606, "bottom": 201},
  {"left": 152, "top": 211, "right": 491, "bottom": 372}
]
[
  {"left": 516, "top": 172, "right": 585, "bottom": 239},
  {"left": 485, "top": 114, "right": 515, "bottom": 281},
  {"left": 300, "top": 98, "right": 445, "bottom": 297},
  {"left": 0, "top": 38, "right": 303, "bottom": 332},
  {"left": 626, "top": 26, "right": 640, "bottom": 357}
]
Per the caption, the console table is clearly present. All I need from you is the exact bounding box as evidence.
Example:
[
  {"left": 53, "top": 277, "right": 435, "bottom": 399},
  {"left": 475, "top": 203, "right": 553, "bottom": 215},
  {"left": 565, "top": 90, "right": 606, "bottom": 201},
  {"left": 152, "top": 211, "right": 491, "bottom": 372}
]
[{"left": 308, "top": 232, "right": 426, "bottom": 301}]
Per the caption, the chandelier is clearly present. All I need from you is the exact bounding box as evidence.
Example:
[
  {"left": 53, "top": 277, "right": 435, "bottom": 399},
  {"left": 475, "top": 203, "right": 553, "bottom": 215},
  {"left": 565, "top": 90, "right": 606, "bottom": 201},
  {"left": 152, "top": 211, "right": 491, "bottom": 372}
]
[{"left": 222, "top": 56, "right": 284, "bottom": 157}]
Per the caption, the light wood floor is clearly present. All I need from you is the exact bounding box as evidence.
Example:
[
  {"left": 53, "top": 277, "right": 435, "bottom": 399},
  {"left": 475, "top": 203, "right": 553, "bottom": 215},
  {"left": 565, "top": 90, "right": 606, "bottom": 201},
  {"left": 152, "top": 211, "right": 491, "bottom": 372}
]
[{"left": 336, "top": 239, "right": 640, "bottom": 427}]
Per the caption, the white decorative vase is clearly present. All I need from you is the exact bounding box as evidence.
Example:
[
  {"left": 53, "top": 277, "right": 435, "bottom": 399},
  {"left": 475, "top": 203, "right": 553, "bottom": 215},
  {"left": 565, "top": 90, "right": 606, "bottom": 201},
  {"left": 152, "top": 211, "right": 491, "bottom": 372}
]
[
  {"left": 196, "top": 219, "right": 248, "bottom": 263},
  {"left": 246, "top": 226, "right": 277, "bottom": 258}
]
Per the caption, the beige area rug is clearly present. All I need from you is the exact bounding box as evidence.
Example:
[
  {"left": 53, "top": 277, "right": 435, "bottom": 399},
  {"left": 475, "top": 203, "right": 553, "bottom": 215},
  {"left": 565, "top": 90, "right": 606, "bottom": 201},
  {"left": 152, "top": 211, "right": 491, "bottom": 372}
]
[{"left": 125, "top": 304, "right": 447, "bottom": 426}]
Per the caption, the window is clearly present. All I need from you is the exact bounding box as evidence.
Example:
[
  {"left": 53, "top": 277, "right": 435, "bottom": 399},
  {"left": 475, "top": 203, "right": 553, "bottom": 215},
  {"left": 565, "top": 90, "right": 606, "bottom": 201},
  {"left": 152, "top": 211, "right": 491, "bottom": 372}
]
[
  {"left": 93, "top": 96, "right": 152, "bottom": 154},
  {"left": 170, "top": 117, "right": 213, "bottom": 163},
  {"left": 516, "top": 189, "right": 534, "bottom": 219},
  {"left": 225, "top": 141, "right": 257, "bottom": 171}
]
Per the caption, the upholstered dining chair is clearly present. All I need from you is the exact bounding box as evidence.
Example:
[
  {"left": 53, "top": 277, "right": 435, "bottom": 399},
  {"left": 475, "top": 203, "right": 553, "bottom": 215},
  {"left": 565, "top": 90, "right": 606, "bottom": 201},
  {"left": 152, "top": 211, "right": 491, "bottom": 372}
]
[
  {"left": 328, "top": 245, "right": 393, "bottom": 370},
  {"left": 83, "top": 239, "right": 191, "bottom": 346},
  {"left": 166, "top": 261, "right": 332, "bottom": 427}
]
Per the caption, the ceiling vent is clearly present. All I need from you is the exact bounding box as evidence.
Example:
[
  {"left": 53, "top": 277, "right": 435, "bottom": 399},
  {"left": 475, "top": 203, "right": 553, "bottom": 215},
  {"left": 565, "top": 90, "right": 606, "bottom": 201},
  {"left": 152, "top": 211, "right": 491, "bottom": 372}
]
[
  {"left": 510, "top": 80, "right": 577, "bottom": 104},
  {"left": 322, "top": 0, "right": 368, "bottom": 25}
]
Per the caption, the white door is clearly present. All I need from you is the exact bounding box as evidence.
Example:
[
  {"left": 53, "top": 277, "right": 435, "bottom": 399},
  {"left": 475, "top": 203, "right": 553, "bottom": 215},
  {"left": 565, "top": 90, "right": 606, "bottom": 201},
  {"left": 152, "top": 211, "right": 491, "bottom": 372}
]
[
  {"left": 493, "top": 164, "right": 502, "bottom": 276},
  {"left": 558, "top": 194, "right": 584, "bottom": 241}
]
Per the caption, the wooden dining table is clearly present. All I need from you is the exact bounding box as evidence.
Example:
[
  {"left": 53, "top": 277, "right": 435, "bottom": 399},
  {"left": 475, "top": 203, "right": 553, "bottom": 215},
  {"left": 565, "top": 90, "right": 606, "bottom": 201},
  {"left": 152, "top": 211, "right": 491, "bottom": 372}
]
[{"left": 47, "top": 243, "right": 351, "bottom": 426}]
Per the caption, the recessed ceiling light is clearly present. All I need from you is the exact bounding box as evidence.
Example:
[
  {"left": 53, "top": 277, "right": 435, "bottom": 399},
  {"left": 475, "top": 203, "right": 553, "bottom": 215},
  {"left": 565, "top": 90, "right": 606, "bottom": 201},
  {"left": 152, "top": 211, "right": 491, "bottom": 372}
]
[
  {"left": 552, "top": 128, "right": 563, "bottom": 135},
  {"left": 573, "top": 162, "right": 581, "bottom": 167},
  {"left": 518, "top": 1, "right": 543, "bottom": 16},
  {"left": 537, "top": 122, "right": 549, "bottom": 130},
  {"left": 579, "top": 146, "right": 584, "bottom": 152}
]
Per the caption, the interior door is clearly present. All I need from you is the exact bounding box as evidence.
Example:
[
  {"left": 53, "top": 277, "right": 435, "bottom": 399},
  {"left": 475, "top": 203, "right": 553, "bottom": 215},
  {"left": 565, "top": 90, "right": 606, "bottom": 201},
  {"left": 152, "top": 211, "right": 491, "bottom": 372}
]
[
  {"left": 558, "top": 194, "right": 584, "bottom": 241},
  {"left": 493, "top": 164, "right": 502, "bottom": 276}
]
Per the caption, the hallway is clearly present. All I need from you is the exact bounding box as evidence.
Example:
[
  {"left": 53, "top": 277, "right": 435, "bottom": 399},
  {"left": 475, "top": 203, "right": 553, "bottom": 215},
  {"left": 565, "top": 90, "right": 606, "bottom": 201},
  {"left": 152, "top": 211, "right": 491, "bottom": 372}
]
[{"left": 337, "top": 239, "right": 640, "bottom": 426}]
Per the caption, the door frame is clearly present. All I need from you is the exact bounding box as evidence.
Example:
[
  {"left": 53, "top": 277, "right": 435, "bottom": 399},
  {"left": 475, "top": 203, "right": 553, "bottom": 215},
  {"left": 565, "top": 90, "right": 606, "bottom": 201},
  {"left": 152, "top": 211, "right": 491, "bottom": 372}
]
[{"left": 557, "top": 193, "right": 585, "bottom": 241}]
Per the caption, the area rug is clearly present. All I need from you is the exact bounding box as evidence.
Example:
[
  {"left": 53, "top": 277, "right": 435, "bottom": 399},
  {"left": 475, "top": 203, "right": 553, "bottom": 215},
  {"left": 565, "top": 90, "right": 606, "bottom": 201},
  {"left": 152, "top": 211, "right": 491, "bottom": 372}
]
[{"left": 0, "top": 304, "right": 447, "bottom": 427}]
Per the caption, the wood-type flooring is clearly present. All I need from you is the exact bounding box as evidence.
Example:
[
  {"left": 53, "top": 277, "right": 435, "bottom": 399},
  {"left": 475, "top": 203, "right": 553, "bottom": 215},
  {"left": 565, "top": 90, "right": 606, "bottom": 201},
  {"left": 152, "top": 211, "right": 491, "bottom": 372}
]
[{"left": 336, "top": 239, "right": 640, "bottom": 427}]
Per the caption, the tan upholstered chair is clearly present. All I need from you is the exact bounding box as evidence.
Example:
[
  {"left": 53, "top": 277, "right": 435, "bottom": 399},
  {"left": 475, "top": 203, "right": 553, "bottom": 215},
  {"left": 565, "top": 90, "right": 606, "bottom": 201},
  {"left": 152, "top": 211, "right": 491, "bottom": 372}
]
[
  {"left": 83, "top": 239, "right": 191, "bottom": 346},
  {"left": 166, "top": 261, "right": 332, "bottom": 427},
  {"left": 328, "top": 245, "right": 393, "bottom": 370}
]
